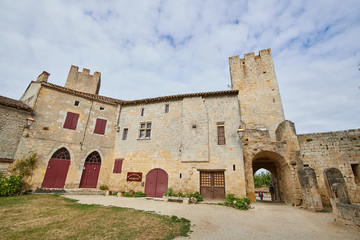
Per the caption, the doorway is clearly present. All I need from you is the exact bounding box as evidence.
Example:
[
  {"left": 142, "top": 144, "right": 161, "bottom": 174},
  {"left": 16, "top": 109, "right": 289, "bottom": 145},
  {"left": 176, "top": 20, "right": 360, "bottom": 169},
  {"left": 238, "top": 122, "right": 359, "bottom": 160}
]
[
  {"left": 145, "top": 168, "right": 168, "bottom": 198},
  {"left": 79, "top": 151, "right": 101, "bottom": 188},
  {"left": 200, "top": 171, "right": 225, "bottom": 200},
  {"left": 42, "top": 147, "right": 71, "bottom": 188}
]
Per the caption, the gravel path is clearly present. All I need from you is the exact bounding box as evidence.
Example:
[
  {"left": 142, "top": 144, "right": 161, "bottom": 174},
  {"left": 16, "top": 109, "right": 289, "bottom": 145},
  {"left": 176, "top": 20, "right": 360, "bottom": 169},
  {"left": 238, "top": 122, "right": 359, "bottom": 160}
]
[{"left": 65, "top": 195, "right": 359, "bottom": 240}]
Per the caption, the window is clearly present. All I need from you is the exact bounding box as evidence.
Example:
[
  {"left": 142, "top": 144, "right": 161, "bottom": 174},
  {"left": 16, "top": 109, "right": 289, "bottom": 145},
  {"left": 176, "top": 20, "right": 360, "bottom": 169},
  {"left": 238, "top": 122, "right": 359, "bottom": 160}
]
[
  {"left": 140, "top": 108, "right": 144, "bottom": 116},
  {"left": 100, "top": 106, "right": 104, "bottom": 110},
  {"left": 94, "top": 118, "right": 107, "bottom": 135},
  {"left": 113, "top": 159, "right": 124, "bottom": 173},
  {"left": 63, "top": 112, "right": 79, "bottom": 130},
  {"left": 122, "top": 128, "right": 128, "bottom": 140},
  {"left": 165, "top": 104, "right": 169, "bottom": 113},
  {"left": 351, "top": 164, "right": 360, "bottom": 184},
  {"left": 139, "top": 122, "right": 151, "bottom": 139},
  {"left": 74, "top": 101, "right": 80, "bottom": 106},
  {"left": 217, "top": 125, "right": 226, "bottom": 145}
]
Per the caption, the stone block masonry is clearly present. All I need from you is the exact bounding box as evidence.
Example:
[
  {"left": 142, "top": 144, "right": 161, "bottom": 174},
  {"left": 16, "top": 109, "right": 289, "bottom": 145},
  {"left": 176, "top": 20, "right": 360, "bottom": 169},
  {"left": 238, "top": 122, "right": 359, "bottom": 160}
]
[{"left": 299, "top": 129, "right": 360, "bottom": 204}]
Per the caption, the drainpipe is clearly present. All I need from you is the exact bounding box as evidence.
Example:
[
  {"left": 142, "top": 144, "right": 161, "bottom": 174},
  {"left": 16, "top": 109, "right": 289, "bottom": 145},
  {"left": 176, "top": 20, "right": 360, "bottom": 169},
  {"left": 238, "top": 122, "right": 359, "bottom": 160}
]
[{"left": 81, "top": 100, "right": 94, "bottom": 149}]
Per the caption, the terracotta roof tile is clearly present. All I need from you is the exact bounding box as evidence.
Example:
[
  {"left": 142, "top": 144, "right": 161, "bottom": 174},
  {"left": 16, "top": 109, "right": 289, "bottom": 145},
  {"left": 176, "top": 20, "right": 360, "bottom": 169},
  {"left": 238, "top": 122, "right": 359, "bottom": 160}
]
[
  {"left": 0, "top": 95, "right": 32, "bottom": 112},
  {"left": 40, "top": 82, "right": 239, "bottom": 106}
]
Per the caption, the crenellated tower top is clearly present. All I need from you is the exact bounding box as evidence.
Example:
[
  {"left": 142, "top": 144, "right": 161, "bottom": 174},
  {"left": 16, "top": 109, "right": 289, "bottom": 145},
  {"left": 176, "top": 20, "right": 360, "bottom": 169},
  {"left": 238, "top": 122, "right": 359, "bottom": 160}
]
[
  {"left": 65, "top": 65, "right": 101, "bottom": 94},
  {"left": 229, "top": 48, "right": 285, "bottom": 140}
]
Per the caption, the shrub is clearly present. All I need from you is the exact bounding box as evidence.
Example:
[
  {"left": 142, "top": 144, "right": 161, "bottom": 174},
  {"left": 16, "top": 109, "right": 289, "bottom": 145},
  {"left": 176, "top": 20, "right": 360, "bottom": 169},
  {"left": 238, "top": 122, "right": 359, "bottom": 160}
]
[
  {"left": 10, "top": 152, "right": 38, "bottom": 177},
  {"left": 0, "top": 175, "right": 23, "bottom": 197},
  {"left": 99, "top": 185, "right": 109, "bottom": 190},
  {"left": 186, "top": 191, "right": 203, "bottom": 202},
  {"left": 124, "top": 191, "right": 145, "bottom": 197},
  {"left": 224, "top": 194, "right": 251, "bottom": 210},
  {"left": 163, "top": 188, "right": 174, "bottom": 197}
]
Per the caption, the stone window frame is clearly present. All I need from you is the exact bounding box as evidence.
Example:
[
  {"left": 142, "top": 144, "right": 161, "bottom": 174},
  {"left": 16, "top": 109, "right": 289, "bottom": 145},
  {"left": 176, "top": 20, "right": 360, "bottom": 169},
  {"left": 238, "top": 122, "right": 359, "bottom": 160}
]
[
  {"left": 217, "top": 122, "right": 226, "bottom": 145},
  {"left": 122, "top": 128, "right": 128, "bottom": 140},
  {"left": 139, "top": 122, "right": 151, "bottom": 139}
]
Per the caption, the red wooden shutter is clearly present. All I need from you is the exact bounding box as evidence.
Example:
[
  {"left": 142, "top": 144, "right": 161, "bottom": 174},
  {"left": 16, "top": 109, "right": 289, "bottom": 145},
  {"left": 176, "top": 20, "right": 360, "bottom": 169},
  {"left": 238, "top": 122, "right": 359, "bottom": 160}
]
[
  {"left": 63, "top": 112, "right": 79, "bottom": 130},
  {"left": 113, "top": 159, "right": 123, "bottom": 173},
  {"left": 94, "top": 118, "right": 107, "bottom": 135}
]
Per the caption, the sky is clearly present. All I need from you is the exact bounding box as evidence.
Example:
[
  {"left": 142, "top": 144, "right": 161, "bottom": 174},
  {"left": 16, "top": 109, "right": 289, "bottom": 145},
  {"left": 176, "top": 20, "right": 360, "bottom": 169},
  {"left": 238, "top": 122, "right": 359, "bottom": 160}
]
[{"left": 0, "top": 0, "right": 359, "bottom": 134}]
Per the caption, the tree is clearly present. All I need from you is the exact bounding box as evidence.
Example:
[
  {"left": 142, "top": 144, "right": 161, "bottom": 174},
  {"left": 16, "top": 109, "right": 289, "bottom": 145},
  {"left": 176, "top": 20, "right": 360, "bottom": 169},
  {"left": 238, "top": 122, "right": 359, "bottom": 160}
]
[{"left": 254, "top": 171, "right": 272, "bottom": 188}]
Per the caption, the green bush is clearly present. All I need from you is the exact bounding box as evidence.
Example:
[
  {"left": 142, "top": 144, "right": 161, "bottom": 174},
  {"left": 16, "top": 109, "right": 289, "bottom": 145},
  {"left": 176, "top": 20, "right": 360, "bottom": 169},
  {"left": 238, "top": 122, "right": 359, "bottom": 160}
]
[
  {"left": 163, "top": 188, "right": 174, "bottom": 197},
  {"left": 224, "top": 194, "right": 251, "bottom": 210},
  {"left": 10, "top": 152, "right": 38, "bottom": 177},
  {"left": 99, "top": 185, "right": 109, "bottom": 190},
  {"left": 186, "top": 191, "right": 203, "bottom": 202},
  {"left": 124, "top": 191, "right": 145, "bottom": 197},
  {"left": 0, "top": 175, "right": 23, "bottom": 197}
]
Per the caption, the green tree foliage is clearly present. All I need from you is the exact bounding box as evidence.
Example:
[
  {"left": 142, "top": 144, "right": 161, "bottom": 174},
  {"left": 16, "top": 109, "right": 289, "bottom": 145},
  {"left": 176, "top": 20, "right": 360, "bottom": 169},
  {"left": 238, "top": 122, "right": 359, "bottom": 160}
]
[
  {"left": 254, "top": 171, "right": 272, "bottom": 188},
  {"left": 0, "top": 175, "right": 23, "bottom": 196},
  {"left": 10, "top": 152, "right": 38, "bottom": 177}
]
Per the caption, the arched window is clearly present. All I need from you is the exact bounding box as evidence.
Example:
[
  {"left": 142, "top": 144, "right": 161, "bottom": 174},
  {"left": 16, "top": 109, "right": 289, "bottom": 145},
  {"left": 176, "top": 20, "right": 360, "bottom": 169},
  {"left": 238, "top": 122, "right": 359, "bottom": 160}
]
[
  {"left": 85, "top": 151, "right": 101, "bottom": 163},
  {"left": 51, "top": 147, "right": 70, "bottom": 160}
]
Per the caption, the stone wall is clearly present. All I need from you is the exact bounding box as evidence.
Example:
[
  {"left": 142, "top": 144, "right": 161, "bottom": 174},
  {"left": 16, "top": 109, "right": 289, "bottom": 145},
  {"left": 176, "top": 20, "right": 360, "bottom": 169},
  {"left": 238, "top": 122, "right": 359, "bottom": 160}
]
[
  {"left": 15, "top": 85, "right": 118, "bottom": 188},
  {"left": 109, "top": 94, "right": 247, "bottom": 198},
  {"left": 229, "top": 49, "right": 285, "bottom": 140},
  {"left": 0, "top": 105, "right": 31, "bottom": 175},
  {"left": 299, "top": 129, "right": 360, "bottom": 204}
]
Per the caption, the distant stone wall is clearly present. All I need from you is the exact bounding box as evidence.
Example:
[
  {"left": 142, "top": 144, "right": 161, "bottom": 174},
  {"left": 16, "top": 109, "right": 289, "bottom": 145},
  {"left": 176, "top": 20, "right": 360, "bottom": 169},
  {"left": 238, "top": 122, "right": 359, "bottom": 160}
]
[
  {"left": 0, "top": 105, "right": 29, "bottom": 160},
  {"left": 299, "top": 129, "right": 360, "bottom": 204}
]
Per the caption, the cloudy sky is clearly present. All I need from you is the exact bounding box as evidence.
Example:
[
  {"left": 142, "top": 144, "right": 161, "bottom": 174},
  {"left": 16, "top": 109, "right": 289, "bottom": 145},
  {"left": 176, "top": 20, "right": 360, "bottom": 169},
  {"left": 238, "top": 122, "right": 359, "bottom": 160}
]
[{"left": 0, "top": 0, "right": 359, "bottom": 134}]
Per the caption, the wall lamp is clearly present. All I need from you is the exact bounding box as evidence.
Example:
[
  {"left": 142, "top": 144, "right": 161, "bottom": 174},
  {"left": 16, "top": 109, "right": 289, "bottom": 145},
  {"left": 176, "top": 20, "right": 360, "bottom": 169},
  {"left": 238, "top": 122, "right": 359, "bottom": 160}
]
[
  {"left": 237, "top": 128, "right": 244, "bottom": 138},
  {"left": 26, "top": 117, "right": 34, "bottom": 128}
]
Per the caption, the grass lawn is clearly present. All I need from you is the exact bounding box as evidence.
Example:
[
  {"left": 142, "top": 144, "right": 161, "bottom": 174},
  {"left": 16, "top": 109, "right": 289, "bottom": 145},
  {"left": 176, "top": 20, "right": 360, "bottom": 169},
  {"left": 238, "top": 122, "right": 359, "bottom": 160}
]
[{"left": 0, "top": 194, "right": 190, "bottom": 240}]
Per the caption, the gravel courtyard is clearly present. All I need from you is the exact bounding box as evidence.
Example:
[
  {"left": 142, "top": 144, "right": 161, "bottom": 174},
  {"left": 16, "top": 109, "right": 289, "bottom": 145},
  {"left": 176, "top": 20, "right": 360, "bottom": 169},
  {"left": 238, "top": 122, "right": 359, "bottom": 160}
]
[{"left": 65, "top": 195, "right": 359, "bottom": 240}]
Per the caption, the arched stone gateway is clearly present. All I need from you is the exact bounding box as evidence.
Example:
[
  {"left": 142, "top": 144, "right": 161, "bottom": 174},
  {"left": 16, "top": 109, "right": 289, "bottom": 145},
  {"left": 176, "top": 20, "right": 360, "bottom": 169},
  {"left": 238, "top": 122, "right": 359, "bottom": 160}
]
[
  {"left": 245, "top": 149, "right": 302, "bottom": 205},
  {"left": 42, "top": 147, "right": 71, "bottom": 188}
]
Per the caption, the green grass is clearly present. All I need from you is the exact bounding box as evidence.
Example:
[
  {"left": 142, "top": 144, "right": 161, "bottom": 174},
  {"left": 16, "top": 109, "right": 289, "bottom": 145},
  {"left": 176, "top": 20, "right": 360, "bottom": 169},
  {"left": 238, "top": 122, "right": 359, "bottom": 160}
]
[{"left": 0, "top": 194, "right": 190, "bottom": 240}]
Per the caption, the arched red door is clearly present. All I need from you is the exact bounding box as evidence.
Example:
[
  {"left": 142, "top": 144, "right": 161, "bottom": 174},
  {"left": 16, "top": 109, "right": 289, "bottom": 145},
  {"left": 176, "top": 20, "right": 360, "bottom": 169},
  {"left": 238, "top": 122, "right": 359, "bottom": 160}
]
[
  {"left": 79, "top": 151, "right": 101, "bottom": 188},
  {"left": 42, "top": 148, "right": 71, "bottom": 188},
  {"left": 145, "top": 168, "right": 168, "bottom": 198}
]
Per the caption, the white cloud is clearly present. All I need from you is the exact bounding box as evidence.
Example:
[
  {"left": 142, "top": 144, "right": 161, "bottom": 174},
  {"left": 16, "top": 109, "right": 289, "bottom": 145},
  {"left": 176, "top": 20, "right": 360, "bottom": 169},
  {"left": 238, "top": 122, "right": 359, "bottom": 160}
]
[{"left": 0, "top": 0, "right": 359, "bottom": 134}]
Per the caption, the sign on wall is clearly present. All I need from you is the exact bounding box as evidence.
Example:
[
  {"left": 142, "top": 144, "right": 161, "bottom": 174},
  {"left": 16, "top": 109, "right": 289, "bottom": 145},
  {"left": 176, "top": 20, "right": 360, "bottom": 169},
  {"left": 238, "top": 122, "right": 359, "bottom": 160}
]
[{"left": 126, "top": 172, "right": 142, "bottom": 182}]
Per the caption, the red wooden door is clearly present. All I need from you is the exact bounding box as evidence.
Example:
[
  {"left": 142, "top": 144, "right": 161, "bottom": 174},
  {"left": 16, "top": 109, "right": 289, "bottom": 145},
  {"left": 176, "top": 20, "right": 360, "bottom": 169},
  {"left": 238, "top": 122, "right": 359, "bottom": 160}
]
[
  {"left": 79, "top": 163, "right": 101, "bottom": 188},
  {"left": 42, "top": 158, "right": 70, "bottom": 188},
  {"left": 79, "top": 151, "right": 101, "bottom": 188},
  {"left": 42, "top": 148, "right": 71, "bottom": 188},
  {"left": 145, "top": 168, "right": 168, "bottom": 198}
]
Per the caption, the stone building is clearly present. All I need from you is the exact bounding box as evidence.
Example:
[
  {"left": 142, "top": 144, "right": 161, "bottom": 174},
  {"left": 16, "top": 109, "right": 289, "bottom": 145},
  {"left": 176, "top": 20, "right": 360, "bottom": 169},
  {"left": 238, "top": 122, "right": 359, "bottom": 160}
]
[{"left": 1, "top": 48, "right": 359, "bottom": 207}]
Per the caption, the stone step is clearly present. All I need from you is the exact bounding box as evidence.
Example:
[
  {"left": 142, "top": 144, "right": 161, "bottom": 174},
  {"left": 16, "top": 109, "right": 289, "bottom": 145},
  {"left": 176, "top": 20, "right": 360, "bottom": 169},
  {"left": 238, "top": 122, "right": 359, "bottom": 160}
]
[{"left": 63, "top": 189, "right": 106, "bottom": 195}]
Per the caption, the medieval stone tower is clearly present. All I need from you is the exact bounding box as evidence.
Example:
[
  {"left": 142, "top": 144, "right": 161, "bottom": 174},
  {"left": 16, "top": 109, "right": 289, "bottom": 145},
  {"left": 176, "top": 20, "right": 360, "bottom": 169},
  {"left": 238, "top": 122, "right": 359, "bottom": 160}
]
[
  {"left": 229, "top": 48, "right": 285, "bottom": 140},
  {"left": 65, "top": 65, "right": 101, "bottom": 94}
]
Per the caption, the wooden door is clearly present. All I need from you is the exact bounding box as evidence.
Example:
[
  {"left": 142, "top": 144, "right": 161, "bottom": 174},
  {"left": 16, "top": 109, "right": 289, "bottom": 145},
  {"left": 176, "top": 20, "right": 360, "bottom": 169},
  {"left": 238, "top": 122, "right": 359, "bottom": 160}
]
[
  {"left": 42, "top": 148, "right": 71, "bottom": 188},
  {"left": 79, "top": 151, "right": 101, "bottom": 188},
  {"left": 145, "top": 168, "right": 168, "bottom": 198},
  {"left": 200, "top": 171, "right": 225, "bottom": 200}
]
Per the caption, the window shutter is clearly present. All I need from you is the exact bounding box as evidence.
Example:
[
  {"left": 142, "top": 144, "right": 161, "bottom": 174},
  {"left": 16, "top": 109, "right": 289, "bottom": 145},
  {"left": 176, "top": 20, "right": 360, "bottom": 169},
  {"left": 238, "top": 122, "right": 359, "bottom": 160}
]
[
  {"left": 94, "top": 118, "right": 107, "bottom": 135},
  {"left": 113, "top": 159, "right": 123, "bottom": 173},
  {"left": 64, "top": 112, "right": 79, "bottom": 130}
]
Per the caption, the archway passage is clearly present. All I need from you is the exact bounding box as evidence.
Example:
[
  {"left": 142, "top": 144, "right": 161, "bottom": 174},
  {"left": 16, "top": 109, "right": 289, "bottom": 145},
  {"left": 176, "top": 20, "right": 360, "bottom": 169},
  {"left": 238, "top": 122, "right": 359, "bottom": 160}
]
[
  {"left": 42, "top": 147, "right": 71, "bottom": 188},
  {"left": 79, "top": 151, "right": 101, "bottom": 188},
  {"left": 251, "top": 151, "right": 287, "bottom": 203},
  {"left": 145, "top": 168, "right": 168, "bottom": 198}
]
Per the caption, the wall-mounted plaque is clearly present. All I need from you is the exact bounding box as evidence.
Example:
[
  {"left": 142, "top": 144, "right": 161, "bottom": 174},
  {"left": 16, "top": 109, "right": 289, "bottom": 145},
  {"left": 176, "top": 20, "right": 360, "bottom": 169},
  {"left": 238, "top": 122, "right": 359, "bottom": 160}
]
[{"left": 127, "top": 172, "right": 142, "bottom": 182}]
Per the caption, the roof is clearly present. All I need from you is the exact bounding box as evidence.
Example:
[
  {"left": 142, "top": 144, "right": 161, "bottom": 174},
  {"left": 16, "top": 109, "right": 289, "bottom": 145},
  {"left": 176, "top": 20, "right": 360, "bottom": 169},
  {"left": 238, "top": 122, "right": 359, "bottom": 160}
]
[
  {"left": 39, "top": 81, "right": 239, "bottom": 106},
  {"left": 0, "top": 95, "right": 32, "bottom": 112}
]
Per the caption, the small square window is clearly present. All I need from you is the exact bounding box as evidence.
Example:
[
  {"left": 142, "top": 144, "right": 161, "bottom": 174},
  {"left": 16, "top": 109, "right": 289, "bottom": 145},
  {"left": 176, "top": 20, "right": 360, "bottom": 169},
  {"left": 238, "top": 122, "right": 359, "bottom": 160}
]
[
  {"left": 74, "top": 101, "right": 80, "bottom": 106},
  {"left": 165, "top": 104, "right": 169, "bottom": 113},
  {"left": 139, "top": 122, "right": 151, "bottom": 139},
  {"left": 100, "top": 106, "right": 104, "bottom": 110},
  {"left": 122, "top": 128, "right": 128, "bottom": 140}
]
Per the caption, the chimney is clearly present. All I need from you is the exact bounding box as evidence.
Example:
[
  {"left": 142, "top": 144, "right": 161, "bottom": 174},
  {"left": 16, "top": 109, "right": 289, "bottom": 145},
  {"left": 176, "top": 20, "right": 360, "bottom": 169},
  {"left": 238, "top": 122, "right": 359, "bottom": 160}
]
[{"left": 36, "top": 71, "right": 50, "bottom": 82}]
